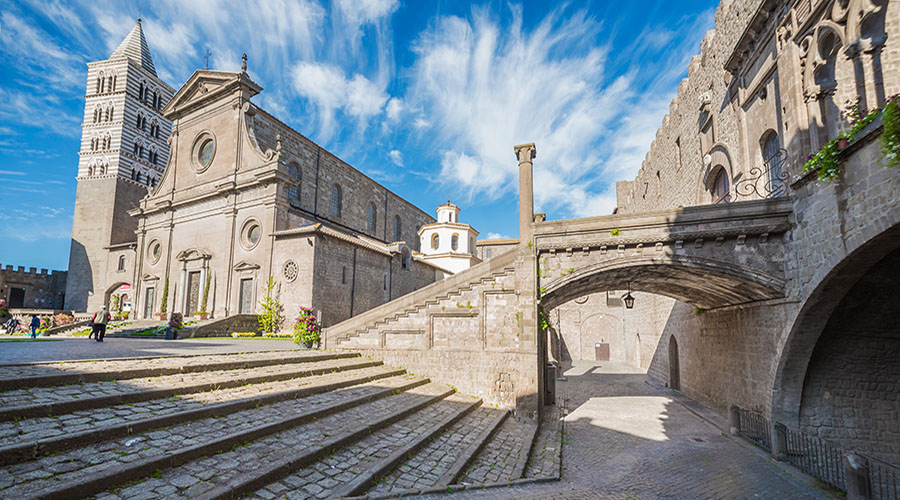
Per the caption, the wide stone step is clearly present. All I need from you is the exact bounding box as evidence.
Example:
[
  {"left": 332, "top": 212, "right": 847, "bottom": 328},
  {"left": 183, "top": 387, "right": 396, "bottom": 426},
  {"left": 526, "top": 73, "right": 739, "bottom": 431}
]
[
  {"left": 249, "top": 393, "right": 481, "bottom": 500},
  {"left": 0, "top": 350, "right": 357, "bottom": 390},
  {"left": 0, "top": 356, "right": 379, "bottom": 420},
  {"left": 0, "top": 364, "right": 403, "bottom": 466},
  {"left": 149, "top": 382, "right": 455, "bottom": 500},
  {"left": 458, "top": 416, "right": 538, "bottom": 486},
  {"left": 364, "top": 406, "right": 509, "bottom": 497},
  {"left": 0, "top": 374, "right": 426, "bottom": 500}
]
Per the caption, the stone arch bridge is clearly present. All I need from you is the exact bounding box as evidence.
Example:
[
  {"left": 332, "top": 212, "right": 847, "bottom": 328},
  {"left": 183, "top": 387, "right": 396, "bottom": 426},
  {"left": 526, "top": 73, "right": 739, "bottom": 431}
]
[{"left": 534, "top": 198, "right": 793, "bottom": 311}]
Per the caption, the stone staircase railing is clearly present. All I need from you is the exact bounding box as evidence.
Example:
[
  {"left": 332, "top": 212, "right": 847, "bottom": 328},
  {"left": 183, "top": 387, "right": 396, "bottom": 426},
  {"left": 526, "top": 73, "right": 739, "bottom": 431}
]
[{"left": 325, "top": 248, "right": 520, "bottom": 347}]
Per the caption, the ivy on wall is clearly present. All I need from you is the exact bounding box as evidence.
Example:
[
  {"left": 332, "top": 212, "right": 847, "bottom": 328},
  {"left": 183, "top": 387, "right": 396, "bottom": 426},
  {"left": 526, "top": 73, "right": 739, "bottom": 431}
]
[{"left": 804, "top": 95, "right": 900, "bottom": 180}]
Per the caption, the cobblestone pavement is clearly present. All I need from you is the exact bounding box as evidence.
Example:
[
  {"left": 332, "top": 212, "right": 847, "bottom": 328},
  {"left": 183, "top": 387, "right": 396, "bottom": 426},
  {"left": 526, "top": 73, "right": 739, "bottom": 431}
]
[
  {"left": 101, "top": 382, "right": 452, "bottom": 499},
  {"left": 0, "top": 364, "right": 396, "bottom": 447},
  {"left": 0, "top": 348, "right": 330, "bottom": 380},
  {"left": 368, "top": 407, "right": 505, "bottom": 495},
  {"left": 251, "top": 393, "right": 480, "bottom": 499},
  {"left": 0, "top": 374, "right": 421, "bottom": 497},
  {"left": 459, "top": 416, "right": 537, "bottom": 485},
  {"left": 0, "top": 355, "right": 373, "bottom": 410},
  {"left": 418, "top": 361, "right": 835, "bottom": 500},
  {"left": 0, "top": 337, "right": 299, "bottom": 365}
]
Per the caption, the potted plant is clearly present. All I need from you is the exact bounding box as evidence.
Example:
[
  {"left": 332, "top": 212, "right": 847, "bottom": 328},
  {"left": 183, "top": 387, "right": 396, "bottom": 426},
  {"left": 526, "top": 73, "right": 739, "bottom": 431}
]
[
  {"left": 165, "top": 312, "right": 183, "bottom": 340},
  {"left": 292, "top": 307, "right": 320, "bottom": 348}
]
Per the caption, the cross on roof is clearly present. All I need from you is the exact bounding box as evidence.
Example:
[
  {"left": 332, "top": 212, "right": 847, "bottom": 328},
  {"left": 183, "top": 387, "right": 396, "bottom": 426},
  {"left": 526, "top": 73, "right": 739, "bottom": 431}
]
[{"left": 204, "top": 49, "right": 211, "bottom": 69}]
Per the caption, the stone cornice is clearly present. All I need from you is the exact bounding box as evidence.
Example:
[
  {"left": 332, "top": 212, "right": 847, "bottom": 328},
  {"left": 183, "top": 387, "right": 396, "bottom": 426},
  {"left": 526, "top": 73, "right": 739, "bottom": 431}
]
[{"left": 533, "top": 198, "right": 793, "bottom": 251}]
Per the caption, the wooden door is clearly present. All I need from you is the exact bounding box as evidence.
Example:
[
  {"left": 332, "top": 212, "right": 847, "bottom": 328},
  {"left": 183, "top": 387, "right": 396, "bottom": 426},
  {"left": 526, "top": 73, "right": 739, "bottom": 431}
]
[
  {"left": 9, "top": 288, "right": 25, "bottom": 308},
  {"left": 595, "top": 343, "right": 610, "bottom": 361},
  {"left": 186, "top": 272, "right": 201, "bottom": 316},
  {"left": 239, "top": 278, "right": 253, "bottom": 314},
  {"left": 143, "top": 287, "right": 155, "bottom": 319},
  {"left": 668, "top": 336, "right": 680, "bottom": 390}
]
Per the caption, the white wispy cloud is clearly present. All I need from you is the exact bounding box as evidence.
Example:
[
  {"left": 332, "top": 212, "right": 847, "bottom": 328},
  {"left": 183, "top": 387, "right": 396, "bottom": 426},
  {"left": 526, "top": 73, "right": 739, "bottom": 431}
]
[
  {"left": 388, "top": 149, "right": 404, "bottom": 166},
  {"left": 0, "top": 170, "right": 27, "bottom": 176},
  {"left": 406, "top": 4, "right": 713, "bottom": 218},
  {"left": 485, "top": 232, "right": 511, "bottom": 240},
  {"left": 335, "top": 0, "right": 399, "bottom": 28},
  {"left": 291, "top": 61, "right": 389, "bottom": 140}
]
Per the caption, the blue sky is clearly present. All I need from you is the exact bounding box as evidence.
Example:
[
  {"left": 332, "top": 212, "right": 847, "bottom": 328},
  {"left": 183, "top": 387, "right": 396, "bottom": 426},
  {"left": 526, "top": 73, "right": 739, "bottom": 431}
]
[{"left": 0, "top": 0, "right": 717, "bottom": 271}]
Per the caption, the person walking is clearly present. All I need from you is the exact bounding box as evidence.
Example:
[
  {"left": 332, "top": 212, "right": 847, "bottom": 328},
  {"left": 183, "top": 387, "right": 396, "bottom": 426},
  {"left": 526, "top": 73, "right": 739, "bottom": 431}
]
[
  {"left": 30, "top": 314, "right": 40, "bottom": 339},
  {"left": 91, "top": 306, "right": 110, "bottom": 342}
]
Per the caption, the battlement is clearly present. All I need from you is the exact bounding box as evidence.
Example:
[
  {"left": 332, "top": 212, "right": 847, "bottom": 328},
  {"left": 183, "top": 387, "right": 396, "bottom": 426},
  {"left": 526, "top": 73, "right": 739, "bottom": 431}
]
[{"left": 0, "top": 264, "right": 67, "bottom": 277}]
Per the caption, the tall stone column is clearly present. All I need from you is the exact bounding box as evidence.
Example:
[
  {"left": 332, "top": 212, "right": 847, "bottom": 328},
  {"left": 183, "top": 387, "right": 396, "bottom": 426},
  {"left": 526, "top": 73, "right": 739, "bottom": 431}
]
[{"left": 514, "top": 143, "right": 536, "bottom": 248}]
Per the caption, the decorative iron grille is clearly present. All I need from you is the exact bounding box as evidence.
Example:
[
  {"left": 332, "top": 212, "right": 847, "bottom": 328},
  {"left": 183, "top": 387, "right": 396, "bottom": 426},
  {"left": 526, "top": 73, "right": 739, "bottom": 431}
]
[{"left": 733, "top": 148, "right": 789, "bottom": 201}]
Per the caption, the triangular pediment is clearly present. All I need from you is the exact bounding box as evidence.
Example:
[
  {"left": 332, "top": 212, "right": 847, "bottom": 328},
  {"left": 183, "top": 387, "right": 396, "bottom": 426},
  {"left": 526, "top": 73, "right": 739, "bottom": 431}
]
[
  {"left": 141, "top": 273, "right": 159, "bottom": 281},
  {"left": 233, "top": 260, "right": 261, "bottom": 272},
  {"left": 163, "top": 70, "right": 262, "bottom": 120},
  {"left": 176, "top": 248, "right": 212, "bottom": 261}
]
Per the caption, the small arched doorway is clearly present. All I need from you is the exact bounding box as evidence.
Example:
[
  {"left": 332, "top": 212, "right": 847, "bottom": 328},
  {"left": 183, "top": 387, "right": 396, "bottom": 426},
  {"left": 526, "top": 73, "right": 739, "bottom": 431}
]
[{"left": 668, "top": 335, "right": 680, "bottom": 391}]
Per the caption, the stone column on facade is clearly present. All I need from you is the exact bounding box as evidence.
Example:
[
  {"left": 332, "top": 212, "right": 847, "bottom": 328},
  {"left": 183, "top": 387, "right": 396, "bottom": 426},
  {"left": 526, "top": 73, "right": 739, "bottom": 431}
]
[
  {"left": 514, "top": 143, "right": 536, "bottom": 248},
  {"left": 178, "top": 265, "right": 187, "bottom": 314},
  {"left": 198, "top": 264, "right": 208, "bottom": 315}
]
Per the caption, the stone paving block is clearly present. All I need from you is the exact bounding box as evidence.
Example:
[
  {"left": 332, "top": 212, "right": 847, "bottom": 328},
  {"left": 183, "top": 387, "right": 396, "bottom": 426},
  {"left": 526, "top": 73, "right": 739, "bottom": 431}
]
[
  {"left": 0, "top": 356, "right": 376, "bottom": 418},
  {"left": 0, "top": 374, "right": 421, "bottom": 498}
]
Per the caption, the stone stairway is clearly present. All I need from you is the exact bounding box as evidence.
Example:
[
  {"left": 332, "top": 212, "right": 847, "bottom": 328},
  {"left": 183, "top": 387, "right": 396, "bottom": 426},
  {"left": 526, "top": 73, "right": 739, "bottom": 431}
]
[
  {"left": 0, "top": 350, "right": 560, "bottom": 499},
  {"left": 327, "top": 248, "right": 519, "bottom": 348}
]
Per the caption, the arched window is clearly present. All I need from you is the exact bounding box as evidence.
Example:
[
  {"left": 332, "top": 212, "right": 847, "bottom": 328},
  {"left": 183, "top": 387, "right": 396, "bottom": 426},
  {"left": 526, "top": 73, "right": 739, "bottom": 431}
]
[
  {"left": 287, "top": 163, "right": 301, "bottom": 203},
  {"left": 139, "top": 145, "right": 144, "bottom": 159},
  {"left": 104, "top": 107, "right": 111, "bottom": 122},
  {"left": 451, "top": 233, "right": 459, "bottom": 251},
  {"left": 470, "top": 237, "right": 475, "bottom": 254},
  {"left": 133, "top": 142, "right": 139, "bottom": 156},
  {"left": 96, "top": 77, "right": 102, "bottom": 94},
  {"left": 107, "top": 76, "right": 114, "bottom": 92},
  {"left": 431, "top": 234, "right": 440, "bottom": 250},
  {"left": 330, "top": 184, "right": 342, "bottom": 218},
  {"left": 761, "top": 131, "right": 785, "bottom": 197},
  {"left": 401, "top": 248, "right": 411, "bottom": 269},
  {"left": 117, "top": 255, "right": 125, "bottom": 271},
  {"left": 393, "top": 215, "right": 402, "bottom": 242},
  {"left": 712, "top": 168, "right": 730, "bottom": 204},
  {"left": 367, "top": 203, "right": 377, "bottom": 233},
  {"left": 93, "top": 107, "right": 100, "bottom": 123},
  {"left": 112, "top": 75, "right": 116, "bottom": 91}
]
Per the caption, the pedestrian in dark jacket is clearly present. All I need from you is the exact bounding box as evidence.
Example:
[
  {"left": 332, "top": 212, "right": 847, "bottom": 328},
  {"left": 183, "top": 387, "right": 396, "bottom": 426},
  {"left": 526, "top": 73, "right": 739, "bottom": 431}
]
[
  {"left": 91, "top": 306, "right": 110, "bottom": 342},
  {"left": 30, "top": 315, "right": 40, "bottom": 339}
]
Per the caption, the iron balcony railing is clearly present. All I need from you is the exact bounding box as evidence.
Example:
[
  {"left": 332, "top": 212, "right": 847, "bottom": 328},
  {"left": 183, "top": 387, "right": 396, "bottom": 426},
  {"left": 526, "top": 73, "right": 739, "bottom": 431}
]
[{"left": 733, "top": 148, "right": 790, "bottom": 201}]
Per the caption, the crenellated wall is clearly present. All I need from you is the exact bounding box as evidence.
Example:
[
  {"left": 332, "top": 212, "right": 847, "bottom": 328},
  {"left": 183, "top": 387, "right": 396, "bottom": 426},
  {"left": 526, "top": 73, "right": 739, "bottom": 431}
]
[{"left": 0, "top": 265, "right": 67, "bottom": 310}]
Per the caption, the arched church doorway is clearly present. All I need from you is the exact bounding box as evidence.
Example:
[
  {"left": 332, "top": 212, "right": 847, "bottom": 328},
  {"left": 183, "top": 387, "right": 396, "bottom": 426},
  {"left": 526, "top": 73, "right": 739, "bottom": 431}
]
[{"left": 668, "top": 335, "right": 680, "bottom": 391}]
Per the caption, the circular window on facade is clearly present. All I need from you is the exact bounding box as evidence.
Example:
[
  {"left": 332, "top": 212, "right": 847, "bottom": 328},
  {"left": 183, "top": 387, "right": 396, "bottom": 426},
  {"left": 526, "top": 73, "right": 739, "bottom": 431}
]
[
  {"left": 148, "top": 240, "right": 162, "bottom": 264},
  {"left": 198, "top": 140, "right": 214, "bottom": 167},
  {"left": 283, "top": 260, "right": 298, "bottom": 282},
  {"left": 192, "top": 133, "right": 216, "bottom": 172},
  {"left": 241, "top": 219, "right": 262, "bottom": 250}
]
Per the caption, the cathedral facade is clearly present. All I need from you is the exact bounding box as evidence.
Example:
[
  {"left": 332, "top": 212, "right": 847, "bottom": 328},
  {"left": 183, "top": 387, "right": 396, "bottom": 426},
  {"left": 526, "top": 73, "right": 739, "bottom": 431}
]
[{"left": 66, "top": 21, "right": 442, "bottom": 327}]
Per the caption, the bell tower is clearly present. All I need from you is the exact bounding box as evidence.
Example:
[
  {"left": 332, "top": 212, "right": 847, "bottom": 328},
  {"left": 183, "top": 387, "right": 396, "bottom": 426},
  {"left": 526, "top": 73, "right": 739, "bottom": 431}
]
[{"left": 64, "top": 19, "right": 175, "bottom": 312}]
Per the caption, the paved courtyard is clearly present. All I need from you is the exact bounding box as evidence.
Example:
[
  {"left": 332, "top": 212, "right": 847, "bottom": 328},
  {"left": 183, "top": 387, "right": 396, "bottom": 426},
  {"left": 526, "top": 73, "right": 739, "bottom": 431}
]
[
  {"left": 423, "top": 360, "right": 836, "bottom": 500},
  {"left": 0, "top": 336, "right": 298, "bottom": 365}
]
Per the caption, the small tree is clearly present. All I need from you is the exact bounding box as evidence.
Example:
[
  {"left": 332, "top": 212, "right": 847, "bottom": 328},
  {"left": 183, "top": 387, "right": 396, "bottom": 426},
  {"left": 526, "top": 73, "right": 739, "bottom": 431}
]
[
  {"left": 257, "top": 276, "right": 284, "bottom": 334},
  {"left": 110, "top": 295, "right": 121, "bottom": 319},
  {"left": 160, "top": 277, "right": 169, "bottom": 315},
  {"left": 199, "top": 273, "right": 212, "bottom": 317}
]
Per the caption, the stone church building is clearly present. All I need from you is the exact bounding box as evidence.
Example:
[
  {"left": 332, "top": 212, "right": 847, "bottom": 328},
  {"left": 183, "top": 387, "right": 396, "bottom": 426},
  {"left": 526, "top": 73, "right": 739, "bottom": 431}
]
[{"left": 65, "top": 20, "right": 442, "bottom": 326}]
